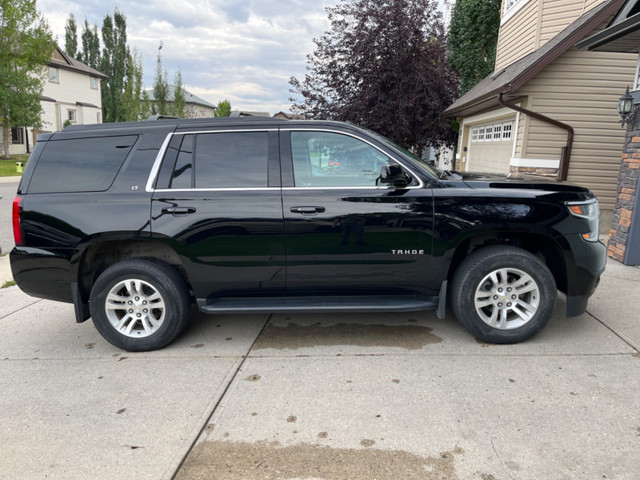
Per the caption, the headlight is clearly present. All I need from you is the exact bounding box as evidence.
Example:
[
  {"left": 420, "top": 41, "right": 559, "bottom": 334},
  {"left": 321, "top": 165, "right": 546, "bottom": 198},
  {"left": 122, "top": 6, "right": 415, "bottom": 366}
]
[{"left": 567, "top": 198, "right": 599, "bottom": 242}]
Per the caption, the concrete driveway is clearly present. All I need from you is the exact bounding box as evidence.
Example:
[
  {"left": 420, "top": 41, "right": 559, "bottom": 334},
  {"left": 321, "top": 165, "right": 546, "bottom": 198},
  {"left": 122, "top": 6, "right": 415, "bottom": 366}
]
[{"left": 0, "top": 259, "right": 638, "bottom": 480}]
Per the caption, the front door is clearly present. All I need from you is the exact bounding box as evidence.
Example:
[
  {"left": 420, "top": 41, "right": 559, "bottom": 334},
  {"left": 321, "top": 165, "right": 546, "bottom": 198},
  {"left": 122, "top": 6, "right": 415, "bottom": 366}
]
[{"left": 280, "top": 128, "right": 436, "bottom": 296}]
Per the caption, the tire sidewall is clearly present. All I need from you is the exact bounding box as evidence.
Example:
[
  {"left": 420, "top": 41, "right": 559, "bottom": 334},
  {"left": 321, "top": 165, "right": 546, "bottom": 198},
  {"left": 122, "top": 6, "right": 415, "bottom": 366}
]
[
  {"left": 451, "top": 246, "right": 557, "bottom": 344},
  {"left": 90, "top": 260, "right": 190, "bottom": 351}
]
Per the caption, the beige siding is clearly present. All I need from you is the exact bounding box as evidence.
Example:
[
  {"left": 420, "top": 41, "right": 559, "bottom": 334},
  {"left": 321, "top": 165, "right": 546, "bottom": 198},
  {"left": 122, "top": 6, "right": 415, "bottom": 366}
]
[
  {"left": 516, "top": 48, "right": 637, "bottom": 208},
  {"left": 496, "top": 0, "right": 539, "bottom": 71},
  {"left": 496, "top": 0, "right": 607, "bottom": 70}
]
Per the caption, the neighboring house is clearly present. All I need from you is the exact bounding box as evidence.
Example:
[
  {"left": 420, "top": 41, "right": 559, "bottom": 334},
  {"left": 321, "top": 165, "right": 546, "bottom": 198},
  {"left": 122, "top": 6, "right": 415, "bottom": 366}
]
[
  {"left": 273, "top": 111, "right": 306, "bottom": 120},
  {"left": 147, "top": 86, "right": 217, "bottom": 118},
  {"left": 230, "top": 111, "right": 271, "bottom": 117},
  {"left": 2, "top": 46, "right": 107, "bottom": 155},
  {"left": 443, "top": 0, "right": 639, "bottom": 215}
]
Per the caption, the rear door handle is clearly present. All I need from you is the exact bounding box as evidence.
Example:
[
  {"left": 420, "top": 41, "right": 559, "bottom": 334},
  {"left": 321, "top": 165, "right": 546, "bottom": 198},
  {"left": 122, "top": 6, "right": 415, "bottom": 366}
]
[
  {"left": 290, "top": 206, "right": 326, "bottom": 215},
  {"left": 162, "top": 207, "right": 196, "bottom": 216}
]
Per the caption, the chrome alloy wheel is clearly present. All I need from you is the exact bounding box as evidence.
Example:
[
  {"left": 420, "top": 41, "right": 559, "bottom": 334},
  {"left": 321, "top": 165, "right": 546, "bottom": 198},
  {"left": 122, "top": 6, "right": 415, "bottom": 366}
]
[
  {"left": 473, "top": 267, "right": 540, "bottom": 330},
  {"left": 105, "top": 279, "right": 166, "bottom": 338}
]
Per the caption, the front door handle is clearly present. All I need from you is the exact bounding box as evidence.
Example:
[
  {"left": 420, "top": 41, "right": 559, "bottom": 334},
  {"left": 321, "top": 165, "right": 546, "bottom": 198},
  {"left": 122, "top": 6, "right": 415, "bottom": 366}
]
[
  {"left": 162, "top": 207, "right": 196, "bottom": 216},
  {"left": 290, "top": 206, "right": 326, "bottom": 215}
]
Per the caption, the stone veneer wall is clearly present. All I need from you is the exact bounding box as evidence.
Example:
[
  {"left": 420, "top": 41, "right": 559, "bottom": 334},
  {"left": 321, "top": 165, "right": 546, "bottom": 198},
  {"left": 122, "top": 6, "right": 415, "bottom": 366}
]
[
  {"left": 509, "top": 166, "right": 559, "bottom": 177},
  {"left": 607, "top": 107, "right": 640, "bottom": 263}
]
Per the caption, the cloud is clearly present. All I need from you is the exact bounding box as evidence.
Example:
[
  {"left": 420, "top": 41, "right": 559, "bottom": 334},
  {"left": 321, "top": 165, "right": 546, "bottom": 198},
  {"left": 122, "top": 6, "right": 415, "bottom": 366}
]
[{"left": 38, "top": 0, "right": 334, "bottom": 113}]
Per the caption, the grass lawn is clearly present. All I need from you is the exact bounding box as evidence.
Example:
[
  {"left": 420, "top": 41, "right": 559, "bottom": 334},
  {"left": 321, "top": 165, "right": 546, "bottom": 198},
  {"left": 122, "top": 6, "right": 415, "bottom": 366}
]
[{"left": 0, "top": 155, "right": 28, "bottom": 177}]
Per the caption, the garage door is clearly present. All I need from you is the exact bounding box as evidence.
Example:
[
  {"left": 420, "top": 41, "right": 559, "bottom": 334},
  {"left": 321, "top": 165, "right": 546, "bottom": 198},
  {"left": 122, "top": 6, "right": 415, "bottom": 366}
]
[{"left": 466, "top": 121, "right": 514, "bottom": 175}]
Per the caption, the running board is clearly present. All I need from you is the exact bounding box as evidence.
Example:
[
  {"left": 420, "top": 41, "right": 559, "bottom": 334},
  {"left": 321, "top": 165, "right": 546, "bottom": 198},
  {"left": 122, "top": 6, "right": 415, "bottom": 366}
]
[{"left": 198, "top": 295, "right": 439, "bottom": 315}]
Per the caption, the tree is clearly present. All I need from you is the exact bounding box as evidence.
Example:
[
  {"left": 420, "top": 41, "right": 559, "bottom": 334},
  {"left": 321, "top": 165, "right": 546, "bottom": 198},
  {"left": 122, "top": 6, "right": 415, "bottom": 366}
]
[
  {"left": 448, "top": 0, "right": 501, "bottom": 95},
  {"left": 152, "top": 44, "right": 169, "bottom": 115},
  {"left": 0, "top": 0, "right": 56, "bottom": 158},
  {"left": 122, "top": 49, "right": 144, "bottom": 121},
  {"left": 79, "top": 19, "right": 100, "bottom": 70},
  {"left": 171, "top": 69, "right": 186, "bottom": 118},
  {"left": 64, "top": 13, "right": 78, "bottom": 59},
  {"left": 290, "top": 0, "right": 458, "bottom": 154},
  {"left": 215, "top": 99, "right": 232, "bottom": 117},
  {"left": 100, "top": 9, "right": 129, "bottom": 122}
]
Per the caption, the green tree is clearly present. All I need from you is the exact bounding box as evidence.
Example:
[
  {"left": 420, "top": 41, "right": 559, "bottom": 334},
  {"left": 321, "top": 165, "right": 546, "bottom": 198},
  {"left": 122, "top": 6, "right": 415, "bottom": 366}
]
[
  {"left": 100, "top": 9, "right": 129, "bottom": 122},
  {"left": 64, "top": 13, "right": 78, "bottom": 59},
  {"left": 0, "top": 0, "right": 56, "bottom": 158},
  {"left": 448, "top": 0, "right": 501, "bottom": 95},
  {"left": 79, "top": 18, "right": 100, "bottom": 70},
  {"left": 171, "top": 69, "right": 185, "bottom": 118},
  {"left": 215, "top": 99, "right": 232, "bottom": 117},
  {"left": 122, "top": 49, "right": 144, "bottom": 121},
  {"left": 152, "top": 44, "right": 169, "bottom": 115}
]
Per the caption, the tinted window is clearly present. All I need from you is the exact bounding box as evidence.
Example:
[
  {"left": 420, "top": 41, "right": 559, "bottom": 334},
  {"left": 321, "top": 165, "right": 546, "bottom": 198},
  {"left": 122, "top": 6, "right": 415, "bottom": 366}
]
[
  {"left": 195, "top": 132, "right": 268, "bottom": 188},
  {"left": 291, "top": 131, "right": 393, "bottom": 187},
  {"left": 29, "top": 135, "right": 137, "bottom": 193}
]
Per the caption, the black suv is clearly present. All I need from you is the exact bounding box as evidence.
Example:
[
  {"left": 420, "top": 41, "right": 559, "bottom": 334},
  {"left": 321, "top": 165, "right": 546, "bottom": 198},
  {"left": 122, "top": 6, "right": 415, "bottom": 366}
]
[{"left": 10, "top": 117, "right": 605, "bottom": 351}]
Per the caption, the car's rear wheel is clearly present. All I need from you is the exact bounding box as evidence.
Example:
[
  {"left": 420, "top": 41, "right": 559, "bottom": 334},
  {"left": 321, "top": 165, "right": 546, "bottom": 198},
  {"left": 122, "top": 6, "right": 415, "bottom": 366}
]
[
  {"left": 90, "top": 259, "right": 191, "bottom": 351},
  {"left": 451, "top": 246, "right": 557, "bottom": 344}
]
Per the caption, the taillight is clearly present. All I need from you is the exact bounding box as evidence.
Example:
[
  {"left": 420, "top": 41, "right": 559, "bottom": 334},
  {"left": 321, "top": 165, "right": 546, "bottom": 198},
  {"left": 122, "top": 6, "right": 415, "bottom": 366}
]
[{"left": 12, "top": 197, "right": 23, "bottom": 246}]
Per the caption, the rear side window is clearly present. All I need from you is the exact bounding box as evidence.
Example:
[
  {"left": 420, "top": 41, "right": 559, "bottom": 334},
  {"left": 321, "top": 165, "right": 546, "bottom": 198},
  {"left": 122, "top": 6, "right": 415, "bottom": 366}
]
[
  {"left": 195, "top": 132, "right": 268, "bottom": 188},
  {"left": 28, "top": 135, "right": 137, "bottom": 193},
  {"left": 156, "top": 131, "right": 269, "bottom": 189}
]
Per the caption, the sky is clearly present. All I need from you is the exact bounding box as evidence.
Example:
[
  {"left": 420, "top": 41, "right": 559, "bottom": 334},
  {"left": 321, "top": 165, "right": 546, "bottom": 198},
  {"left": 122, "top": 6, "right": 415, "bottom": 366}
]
[{"left": 37, "top": 0, "right": 451, "bottom": 115}]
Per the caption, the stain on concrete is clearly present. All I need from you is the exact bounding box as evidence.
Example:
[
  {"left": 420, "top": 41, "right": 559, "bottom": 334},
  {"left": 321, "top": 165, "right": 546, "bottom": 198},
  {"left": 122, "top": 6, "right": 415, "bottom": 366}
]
[
  {"left": 204, "top": 424, "right": 214, "bottom": 435},
  {"left": 317, "top": 432, "right": 328, "bottom": 438},
  {"left": 191, "top": 343, "right": 204, "bottom": 349},
  {"left": 480, "top": 474, "right": 497, "bottom": 480},
  {"left": 286, "top": 416, "right": 297, "bottom": 423},
  {"left": 505, "top": 460, "right": 521, "bottom": 470},
  {"left": 633, "top": 353, "right": 640, "bottom": 359},
  {"left": 360, "top": 439, "right": 375, "bottom": 447},
  {"left": 245, "top": 374, "right": 261, "bottom": 382},
  {"left": 392, "top": 379, "right": 400, "bottom": 384},
  {"left": 253, "top": 323, "right": 442, "bottom": 350},
  {"left": 85, "top": 343, "right": 95, "bottom": 349},
  {"left": 116, "top": 408, "right": 126, "bottom": 414},
  {"left": 175, "top": 440, "right": 464, "bottom": 480}
]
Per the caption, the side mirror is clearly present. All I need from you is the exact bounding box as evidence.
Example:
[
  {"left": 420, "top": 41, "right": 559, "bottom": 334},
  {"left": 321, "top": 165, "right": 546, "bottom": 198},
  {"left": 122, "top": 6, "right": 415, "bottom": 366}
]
[{"left": 378, "top": 164, "right": 408, "bottom": 188}]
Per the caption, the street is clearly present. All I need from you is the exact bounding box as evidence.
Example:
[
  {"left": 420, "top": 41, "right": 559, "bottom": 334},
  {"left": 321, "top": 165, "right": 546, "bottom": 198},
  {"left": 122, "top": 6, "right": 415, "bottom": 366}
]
[{"left": 0, "top": 259, "right": 639, "bottom": 479}]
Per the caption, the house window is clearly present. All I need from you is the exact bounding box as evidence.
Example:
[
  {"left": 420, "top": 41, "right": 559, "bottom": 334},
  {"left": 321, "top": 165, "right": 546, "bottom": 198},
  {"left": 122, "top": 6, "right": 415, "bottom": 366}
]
[
  {"left": 68, "top": 110, "right": 76, "bottom": 123},
  {"left": 11, "top": 127, "right": 24, "bottom": 145},
  {"left": 49, "top": 67, "right": 59, "bottom": 83},
  {"left": 502, "top": 0, "right": 531, "bottom": 25},
  {"left": 502, "top": 122, "right": 513, "bottom": 140},
  {"left": 90, "top": 77, "right": 98, "bottom": 89}
]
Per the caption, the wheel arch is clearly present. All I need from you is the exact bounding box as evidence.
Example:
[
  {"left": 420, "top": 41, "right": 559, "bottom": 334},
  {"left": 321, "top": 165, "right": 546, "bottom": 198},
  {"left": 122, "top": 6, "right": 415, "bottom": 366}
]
[
  {"left": 77, "top": 239, "right": 188, "bottom": 303},
  {"left": 446, "top": 232, "right": 568, "bottom": 295}
]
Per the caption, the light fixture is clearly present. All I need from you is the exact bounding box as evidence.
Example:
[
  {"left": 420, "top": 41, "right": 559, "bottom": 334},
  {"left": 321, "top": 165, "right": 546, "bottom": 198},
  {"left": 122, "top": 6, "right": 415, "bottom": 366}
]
[{"left": 617, "top": 86, "right": 634, "bottom": 127}]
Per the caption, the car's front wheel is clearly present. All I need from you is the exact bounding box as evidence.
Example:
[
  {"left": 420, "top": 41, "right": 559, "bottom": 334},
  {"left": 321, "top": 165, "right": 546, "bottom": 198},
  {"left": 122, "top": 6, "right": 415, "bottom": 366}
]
[
  {"left": 90, "top": 259, "right": 191, "bottom": 351},
  {"left": 450, "top": 246, "right": 557, "bottom": 344}
]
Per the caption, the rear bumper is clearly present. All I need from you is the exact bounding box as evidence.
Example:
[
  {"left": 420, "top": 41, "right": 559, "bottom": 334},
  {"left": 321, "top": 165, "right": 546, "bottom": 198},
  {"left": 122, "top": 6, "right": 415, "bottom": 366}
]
[{"left": 10, "top": 247, "right": 74, "bottom": 303}]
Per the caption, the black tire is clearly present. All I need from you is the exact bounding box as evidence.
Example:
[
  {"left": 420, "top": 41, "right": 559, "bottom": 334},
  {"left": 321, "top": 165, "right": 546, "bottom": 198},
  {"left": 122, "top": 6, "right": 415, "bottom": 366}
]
[
  {"left": 450, "top": 246, "right": 557, "bottom": 344},
  {"left": 90, "top": 259, "right": 191, "bottom": 351}
]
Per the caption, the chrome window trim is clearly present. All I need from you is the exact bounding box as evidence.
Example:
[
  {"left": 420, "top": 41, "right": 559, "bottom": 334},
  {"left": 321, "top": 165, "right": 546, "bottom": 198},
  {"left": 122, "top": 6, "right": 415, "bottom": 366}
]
[
  {"left": 146, "top": 129, "right": 277, "bottom": 193},
  {"left": 281, "top": 127, "right": 424, "bottom": 189},
  {"left": 153, "top": 187, "right": 278, "bottom": 193}
]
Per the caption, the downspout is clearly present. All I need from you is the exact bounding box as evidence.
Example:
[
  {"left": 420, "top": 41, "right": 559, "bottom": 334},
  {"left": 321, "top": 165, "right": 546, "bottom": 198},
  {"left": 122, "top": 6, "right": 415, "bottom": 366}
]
[{"left": 498, "top": 93, "right": 573, "bottom": 181}]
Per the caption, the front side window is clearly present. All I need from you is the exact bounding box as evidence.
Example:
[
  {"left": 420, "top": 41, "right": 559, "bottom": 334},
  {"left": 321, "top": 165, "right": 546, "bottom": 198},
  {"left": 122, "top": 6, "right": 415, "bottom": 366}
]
[
  {"left": 49, "top": 67, "right": 59, "bottom": 83},
  {"left": 90, "top": 77, "right": 98, "bottom": 89},
  {"left": 67, "top": 110, "right": 76, "bottom": 123},
  {"left": 290, "top": 131, "right": 395, "bottom": 187}
]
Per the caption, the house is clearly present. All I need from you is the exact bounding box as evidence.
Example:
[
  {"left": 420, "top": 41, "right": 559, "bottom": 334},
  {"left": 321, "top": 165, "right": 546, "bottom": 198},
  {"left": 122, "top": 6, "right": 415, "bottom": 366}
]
[
  {"left": 577, "top": 0, "right": 640, "bottom": 264},
  {"left": 443, "top": 0, "right": 639, "bottom": 222},
  {"left": 147, "top": 86, "right": 217, "bottom": 118},
  {"left": 2, "top": 46, "right": 107, "bottom": 155}
]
